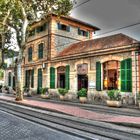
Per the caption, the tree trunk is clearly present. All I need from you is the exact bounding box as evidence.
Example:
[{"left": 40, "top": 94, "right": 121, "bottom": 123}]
[{"left": 15, "top": 49, "right": 23, "bottom": 101}]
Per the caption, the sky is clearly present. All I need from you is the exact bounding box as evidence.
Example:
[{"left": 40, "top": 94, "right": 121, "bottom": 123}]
[{"left": 71, "top": 0, "right": 140, "bottom": 41}]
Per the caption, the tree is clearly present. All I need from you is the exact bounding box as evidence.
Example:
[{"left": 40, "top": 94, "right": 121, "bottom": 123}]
[{"left": 0, "top": 0, "right": 74, "bottom": 101}]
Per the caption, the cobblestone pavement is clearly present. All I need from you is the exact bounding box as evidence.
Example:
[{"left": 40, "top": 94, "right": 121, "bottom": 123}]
[
  {"left": 0, "top": 95, "right": 140, "bottom": 126},
  {"left": 0, "top": 110, "right": 83, "bottom": 140}
]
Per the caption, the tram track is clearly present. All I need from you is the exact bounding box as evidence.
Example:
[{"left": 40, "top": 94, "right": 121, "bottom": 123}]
[{"left": 0, "top": 100, "right": 139, "bottom": 140}]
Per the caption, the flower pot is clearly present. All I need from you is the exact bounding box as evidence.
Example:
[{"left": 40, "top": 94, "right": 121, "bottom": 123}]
[
  {"left": 60, "top": 95, "right": 65, "bottom": 101},
  {"left": 41, "top": 94, "right": 50, "bottom": 99},
  {"left": 79, "top": 97, "right": 87, "bottom": 103},
  {"left": 138, "top": 102, "right": 140, "bottom": 109},
  {"left": 106, "top": 100, "right": 122, "bottom": 107}
]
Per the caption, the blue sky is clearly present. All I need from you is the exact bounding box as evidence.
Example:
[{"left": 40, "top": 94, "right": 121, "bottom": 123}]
[{"left": 71, "top": 0, "right": 140, "bottom": 41}]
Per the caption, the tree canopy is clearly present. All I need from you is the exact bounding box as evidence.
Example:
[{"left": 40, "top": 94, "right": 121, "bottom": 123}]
[
  {"left": 0, "top": 0, "right": 74, "bottom": 100},
  {"left": 0, "top": 0, "right": 74, "bottom": 49}
]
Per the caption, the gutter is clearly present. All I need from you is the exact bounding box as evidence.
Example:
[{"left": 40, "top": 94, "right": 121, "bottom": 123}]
[{"left": 52, "top": 44, "right": 139, "bottom": 62}]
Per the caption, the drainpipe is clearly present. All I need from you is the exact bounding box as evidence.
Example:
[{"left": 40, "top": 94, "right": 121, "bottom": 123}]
[
  {"left": 134, "top": 48, "right": 140, "bottom": 105},
  {"left": 134, "top": 51, "right": 137, "bottom": 105}
]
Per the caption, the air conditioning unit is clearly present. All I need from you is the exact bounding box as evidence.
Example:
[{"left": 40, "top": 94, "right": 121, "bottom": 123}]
[{"left": 42, "top": 63, "right": 46, "bottom": 69}]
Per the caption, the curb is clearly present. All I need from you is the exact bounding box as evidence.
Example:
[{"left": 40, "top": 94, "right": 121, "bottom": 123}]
[{"left": 0, "top": 98, "right": 69, "bottom": 115}]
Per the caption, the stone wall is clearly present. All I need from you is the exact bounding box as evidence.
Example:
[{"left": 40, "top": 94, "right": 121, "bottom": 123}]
[
  {"left": 49, "top": 52, "right": 133, "bottom": 94},
  {"left": 50, "top": 17, "right": 94, "bottom": 58}
]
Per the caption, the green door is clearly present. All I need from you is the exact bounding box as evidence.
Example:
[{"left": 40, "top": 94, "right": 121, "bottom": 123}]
[
  {"left": 38, "top": 69, "right": 42, "bottom": 94},
  {"left": 50, "top": 67, "right": 55, "bottom": 89},
  {"left": 13, "top": 76, "right": 15, "bottom": 89},
  {"left": 96, "top": 62, "right": 101, "bottom": 91}
]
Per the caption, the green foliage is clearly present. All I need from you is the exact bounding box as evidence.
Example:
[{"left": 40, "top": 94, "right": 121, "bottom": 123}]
[
  {"left": 0, "top": 0, "right": 74, "bottom": 98},
  {"left": 23, "top": 86, "right": 29, "bottom": 92},
  {"left": 40, "top": 87, "right": 48, "bottom": 95},
  {"left": 4, "top": 85, "right": 9, "bottom": 90},
  {"left": 77, "top": 88, "right": 87, "bottom": 97},
  {"left": 58, "top": 88, "right": 68, "bottom": 96},
  {"left": 107, "top": 90, "right": 121, "bottom": 101},
  {"left": 0, "top": 0, "right": 74, "bottom": 46},
  {"left": 0, "top": 69, "right": 4, "bottom": 79},
  {"left": 137, "top": 91, "right": 140, "bottom": 101}
]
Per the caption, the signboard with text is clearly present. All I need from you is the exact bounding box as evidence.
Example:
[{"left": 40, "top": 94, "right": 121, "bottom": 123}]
[{"left": 89, "top": 81, "right": 96, "bottom": 89}]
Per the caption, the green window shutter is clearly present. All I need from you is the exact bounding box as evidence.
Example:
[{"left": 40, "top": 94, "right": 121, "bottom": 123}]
[
  {"left": 36, "top": 26, "right": 41, "bottom": 33},
  {"left": 66, "top": 26, "right": 70, "bottom": 32},
  {"left": 28, "top": 48, "right": 30, "bottom": 61},
  {"left": 25, "top": 70, "right": 27, "bottom": 87},
  {"left": 25, "top": 70, "right": 30, "bottom": 88},
  {"left": 38, "top": 69, "right": 42, "bottom": 94},
  {"left": 121, "top": 60, "right": 126, "bottom": 91},
  {"left": 31, "top": 69, "right": 34, "bottom": 88},
  {"left": 28, "top": 47, "right": 32, "bottom": 61},
  {"left": 96, "top": 62, "right": 101, "bottom": 91},
  {"left": 50, "top": 67, "right": 55, "bottom": 89},
  {"left": 27, "top": 70, "right": 30, "bottom": 88},
  {"left": 78, "top": 28, "right": 81, "bottom": 35},
  {"left": 57, "top": 23, "right": 62, "bottom": 30},
  {"left": 43, "top": 23, "right": 47, "bottom": 30},
  {"left": 121, "top": 58, "right": 132, "bottom": 92},
  {"left": 65, "top": 65, "right": 70, "bottom": 90},
  {"left": 38, "top": 43, "right": 43, "bottom": 59},
  {"left": 13, "top": 76, "right": 15, "bottom": 88},
  {"left": 8, "top": 72, "right": 11, "bottom": 86},
  {"left": 126, "top": 58, "right": 132, "bottom": 92},
  {"left": 86, "top": 31, "right": 89, "bottom": 37}
]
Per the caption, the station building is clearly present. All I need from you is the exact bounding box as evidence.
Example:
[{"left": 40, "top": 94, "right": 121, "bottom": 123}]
[{"left": 8, "top": 14, "right": 140, "bottom": 98}]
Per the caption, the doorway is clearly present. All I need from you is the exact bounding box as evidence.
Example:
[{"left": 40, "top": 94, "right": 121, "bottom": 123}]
[
  {"left": 59, "top": 74, "right": 65, "bottom": 88},
  {"left": 13, "top": 76, "right": 16, "bottom": 90},
  {"left": 57, "top": 66, "right": 66, "bottom": 88},
  {"left": 78, "top": 75, "right": 88, "bottom": 91}
]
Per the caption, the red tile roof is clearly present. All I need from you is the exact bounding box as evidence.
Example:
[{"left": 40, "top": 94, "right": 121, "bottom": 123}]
[{"left": 57, "top": 33, "right": 138, "bottom": 57}]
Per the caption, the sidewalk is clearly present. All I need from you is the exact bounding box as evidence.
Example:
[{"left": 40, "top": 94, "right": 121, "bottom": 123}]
[{"left": 0, "top": 94, "right": 140, "bottom": 127}]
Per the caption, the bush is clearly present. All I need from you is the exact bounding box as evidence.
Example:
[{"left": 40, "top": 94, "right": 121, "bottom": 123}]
[
  {"left": 107, "top": 90, "right": 121, "bottom": 101},
  {"left": 137, "top": 91, "right": 140, "bottom": 101},
  {"left": 40, "top": 87, "right": 48, "bottom": 95},
  {"left": 58, "top": 88, "right": 68, "bottom": 96},
  {"left": 77, "top": 88, "right": 87, "bottom": 97}
]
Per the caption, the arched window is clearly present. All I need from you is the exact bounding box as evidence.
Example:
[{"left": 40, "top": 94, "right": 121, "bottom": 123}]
[
  {"left": 77, "top": 64, "right": 88, "bottom": 91},
  {"left": 38, "top": 43, "right": 44, "bottom": 59}
]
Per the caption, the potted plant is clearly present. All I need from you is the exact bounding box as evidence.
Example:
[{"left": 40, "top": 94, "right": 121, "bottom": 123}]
[
  {"left": 58, "top": 88, "right": 68, "bottom": 100},
  {"left": 23, "top": 86, "right": 29, "bottom": 96},
  {"left": 40, "top": 87, "right": 49, "bottom": 99},
  {"left": 137, "top": 92, "right": 140, "bottom": 109},
  {"left": 77, "top": 88, "right": 87, "bottom": 103},
  {"left": 5, "top": 86, "right": 9, "bottom": 94},
  {"left": 107, "top": 90, "right": 122, "bottom": 107}
]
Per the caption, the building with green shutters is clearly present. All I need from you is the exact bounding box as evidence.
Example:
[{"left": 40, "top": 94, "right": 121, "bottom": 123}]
[
  {"left": 22, "top": 14, "right": 140, "bottom": 102},
  {"left": 23, "top": 14, "right": 99, "bottom": 94},
  {"left": 50, "top": 33, "right": 140, "bottom": 100}
]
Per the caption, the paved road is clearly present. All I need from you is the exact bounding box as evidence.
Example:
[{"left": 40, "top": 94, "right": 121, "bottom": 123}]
[{"left": 0, "top": 110, "right": 83, "bottom": 140}]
